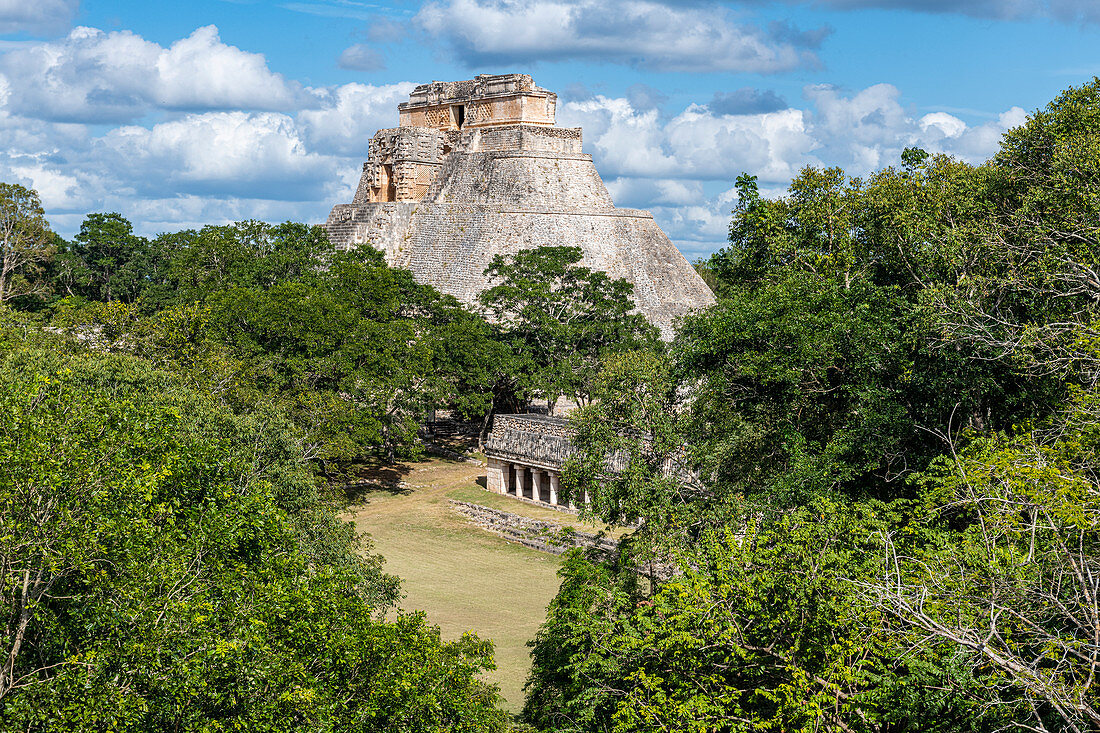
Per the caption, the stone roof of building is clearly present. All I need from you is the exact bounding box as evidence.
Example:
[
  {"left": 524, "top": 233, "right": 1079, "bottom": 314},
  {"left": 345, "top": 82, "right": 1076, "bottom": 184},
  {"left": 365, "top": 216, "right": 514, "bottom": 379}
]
[
  {"left": 400, "top": 74, "right": 554, "bottom": 109},
  {"left": 484, "top": 414, "right": 573, "bottom": 471},
  {"left": 484, "top": 413, "right": 695, "bottom": 488}
]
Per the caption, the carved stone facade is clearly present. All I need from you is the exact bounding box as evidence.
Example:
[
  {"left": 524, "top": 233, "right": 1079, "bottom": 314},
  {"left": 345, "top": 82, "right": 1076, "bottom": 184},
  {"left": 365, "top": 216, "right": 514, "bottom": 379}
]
[
  {"left": 398, "top": 74, "right": 557, "bottom": 131},
  {"left": 483, "top": 414, "right": 587, "bottom": 509},
  {"left": 324, "top": 73, "right": 715, "bottom": 338},
  {"left": 482, "top": 413, "right": 691, "bottom": 510},
  {"left": 355, "top": 127, "right": 447, "bottom": 203}
]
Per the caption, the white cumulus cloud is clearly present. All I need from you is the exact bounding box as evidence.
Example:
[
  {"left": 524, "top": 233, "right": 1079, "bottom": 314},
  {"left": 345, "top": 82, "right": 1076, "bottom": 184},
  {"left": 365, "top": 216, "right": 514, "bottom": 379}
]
[
  {"left": 297, "top": 82, "right": 415, "bottom": 156},
  {"left": 0, "top": 25, "right": 302, "bottom": 123},
  {"left": 0, "top": 79, "right": 419, "bottom": 233},
  {"left": 666, "top": 105, "right": 815, "bottom": 182},
  {"left": 154, "top": 26, "right": 303, "bottom": 111},
  {"left": 557, "top": 83, "right": 1030, "bottom": 255},
  {"left": 0, "top": 19, "right": 1037, "bottom": 261},
  {"left": 0, "top": 0, "right": 78, "bottom": 35},
  {"left": 415, "top": 0, "right": 829, "bottom": 73},
  {"left": 560, "top": 95, "right": 816, "bottom": 183},
  {"left": 98, "top": 112, "right": 334, "bottom": 199},
  {"left": 919, "top": 111, "right": 967, "bottom": 139}
]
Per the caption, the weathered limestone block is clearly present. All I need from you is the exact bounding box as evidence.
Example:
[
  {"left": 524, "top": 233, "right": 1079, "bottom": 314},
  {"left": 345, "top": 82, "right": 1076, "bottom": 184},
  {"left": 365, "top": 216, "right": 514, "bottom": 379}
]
[{"left": 486, "top": 456, "right": 506, "bottom": 493}]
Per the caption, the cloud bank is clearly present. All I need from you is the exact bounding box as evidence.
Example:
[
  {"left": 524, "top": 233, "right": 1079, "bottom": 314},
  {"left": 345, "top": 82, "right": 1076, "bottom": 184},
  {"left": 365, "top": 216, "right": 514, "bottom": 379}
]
[
  {"left": 414, "top": 0, "right": 830, "bottom": 73},
  {"left": 0, "top": 0, "right": 78, "bottom": 35},
  {"left": 0, "top": 25, "right": 304, "bottom": 123},
  {"left": 0, "top": 24, "right": 1028, "bottom": 257},
  {"left": 783, "top": 0, "right": 1100, "bottom": 22},
  {"left": 560, "top": 84, "right": 1026, "bottom": 256}
]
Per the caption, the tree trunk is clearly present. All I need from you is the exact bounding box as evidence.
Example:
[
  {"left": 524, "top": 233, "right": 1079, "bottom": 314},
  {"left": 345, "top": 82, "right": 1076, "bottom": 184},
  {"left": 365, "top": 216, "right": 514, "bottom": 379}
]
[{"left": 478, "top": 401, "right": 495, "bottom": 450}]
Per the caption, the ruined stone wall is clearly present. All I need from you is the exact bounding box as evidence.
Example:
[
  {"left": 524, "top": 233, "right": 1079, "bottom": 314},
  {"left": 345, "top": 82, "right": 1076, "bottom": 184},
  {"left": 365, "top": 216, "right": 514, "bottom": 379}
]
[
  {"left": 326, "top": 203, "right": 712, "bottom": 339},
  {"left": 392, "top": 161, "right": 438, "bottom": 201},
  {"left": 450, "top": 500, "right": 619, "bottom": 556},
  {"left": 461, "top": 125, "right": 581, "bottom": 154},
  {"left": 385, "top": 205, "right": 706, "bottom": 338},
  {"left": 406, "top": 74, "right": 544, "bottom": 104},
  {"left": 424, "top": 151, "right": 615, "bottom": 212},
  {"left": 484, "top": 414, "right": 573, "bottom": 471},
  {"left": 401, "top": 95, "right": 555, "bottom": 131},
  {"left": 357, "top": 127, "right": 445, "bottom": 203},
  {"left": 325, "top": 202, "right": 418, "bottom": 260}
]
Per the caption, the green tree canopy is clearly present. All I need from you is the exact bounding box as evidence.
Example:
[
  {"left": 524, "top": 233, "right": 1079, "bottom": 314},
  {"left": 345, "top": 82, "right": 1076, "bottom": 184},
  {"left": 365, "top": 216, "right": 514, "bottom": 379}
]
[
  {"left": 0, "top": 183, "right": 55, "bottom": 303},
  {"left": 480, "top": 245, "right": 659, "bottom": 407},
  {"left": 527, "top": 78, "right": 1100, "bottom": 733},
  {"left": 68, "top": 212, "right": 150, "bottom": 303},
  {"left": 0, "top": 324, "right": 507, "bottom": 731}
]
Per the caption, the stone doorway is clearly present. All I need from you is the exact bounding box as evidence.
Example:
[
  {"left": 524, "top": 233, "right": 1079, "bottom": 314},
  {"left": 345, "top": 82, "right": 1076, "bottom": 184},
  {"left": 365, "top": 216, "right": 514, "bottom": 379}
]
[{"left": 381, "top": 164, "right": 396, "bottom": 201}]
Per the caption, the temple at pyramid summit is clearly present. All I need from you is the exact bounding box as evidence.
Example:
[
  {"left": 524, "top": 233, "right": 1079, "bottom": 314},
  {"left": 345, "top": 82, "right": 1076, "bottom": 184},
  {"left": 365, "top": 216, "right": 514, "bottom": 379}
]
[{"left": 323, "top": 74, "right": 715, "bottom": 338}]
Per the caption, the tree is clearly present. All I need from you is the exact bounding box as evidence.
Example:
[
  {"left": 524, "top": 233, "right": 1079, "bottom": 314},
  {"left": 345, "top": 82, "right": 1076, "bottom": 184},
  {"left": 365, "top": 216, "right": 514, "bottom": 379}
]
[
  {"left": 901, "top": 146, "right": 930, "bottom": 171},
  {"left": 675, "top": 275, "right": 919, "bottom": 508},
  {"left": 562, "top": 350, "right": 702, "bottom": 533},
  {"left": 0, "top": 337, "right": 507, "bottom": 731},
  {"left": 142, "top": 220, "right": 337, "bottom": 309},
  {"left": 529, "top": 78, "right": 1100, "bottom": 733},
  {"left": 70, "top": 213, "right": 149, "bottom": 303},
  {"left": 0, "top": 183, "right": 55, "bottom": 303},
  {"left": 691, "top": 153, "right": 1063, "bottom": 508},
  {"left": 480, "top": 245, "right": 659, "bottom": 408},
  {"left": 525, "top": 505, "right": 1004, "bottom": 733},
  {"left": 871, "top": 395, "right": 1100, "bottom": 732},
  {"left": 41, "top": 222, "right": 512, "bottom": 466}
]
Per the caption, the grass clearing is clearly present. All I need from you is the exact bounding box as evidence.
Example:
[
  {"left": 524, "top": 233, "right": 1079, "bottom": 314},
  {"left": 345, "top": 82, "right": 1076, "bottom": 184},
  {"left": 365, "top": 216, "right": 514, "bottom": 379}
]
[
  {"left": 344, "top": 456, "right": 613, "bottom": 711},
  {"left": 447, "top": 484, "right": 629, "bottom": 538}
]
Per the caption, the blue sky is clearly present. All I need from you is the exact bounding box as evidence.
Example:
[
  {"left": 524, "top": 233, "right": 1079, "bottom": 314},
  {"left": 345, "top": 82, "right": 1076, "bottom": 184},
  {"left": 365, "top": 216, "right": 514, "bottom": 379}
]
[{"left": 1, "top": 0, "right": 1097, "bottom": 259}]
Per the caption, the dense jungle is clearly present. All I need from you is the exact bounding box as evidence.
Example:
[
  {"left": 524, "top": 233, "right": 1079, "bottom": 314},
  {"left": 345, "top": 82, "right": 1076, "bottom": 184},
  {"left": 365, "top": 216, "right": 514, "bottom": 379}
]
[{"left": 2, "top": 79, "right": 1099, "bottom": 732}]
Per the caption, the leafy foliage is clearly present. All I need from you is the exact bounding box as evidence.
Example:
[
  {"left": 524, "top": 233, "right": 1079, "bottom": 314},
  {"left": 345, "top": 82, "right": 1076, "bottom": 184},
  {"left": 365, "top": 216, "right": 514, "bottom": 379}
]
[
  {"left": 0, "top": 211, "right": 528, "bottom": 727},
  {"left": 0, "top": 327, "right": 506, "bottom": 726},
  {"left": 480, "top": 245, "right": 659, "bottom": 407},
  {"left": 526, "top": 505, "right": 1004, "bottom": 733},
  {"left": 0, "top": 183, "right": 55, "bottom": 303},
  {"left": 66, "top": 212, "right": 151, "bottom": 303},
  {"left": 39, "top": 223, "right": 507, "bottom": 463},
  {"left": 0, "top": 329, "right": 507, "bottom": 730},
  {"left": 528, "top": 78, "right": 1100, "bottom": 732}
]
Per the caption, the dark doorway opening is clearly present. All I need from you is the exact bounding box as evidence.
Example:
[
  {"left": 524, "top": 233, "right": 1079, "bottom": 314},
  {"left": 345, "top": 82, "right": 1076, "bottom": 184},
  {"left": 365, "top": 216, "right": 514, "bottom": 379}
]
[
  {"left": 381, "top": 164, "right": 396, "bottom": 201},
  {"left": 455, "top": 104, "right": 466, "bottom": 129}
]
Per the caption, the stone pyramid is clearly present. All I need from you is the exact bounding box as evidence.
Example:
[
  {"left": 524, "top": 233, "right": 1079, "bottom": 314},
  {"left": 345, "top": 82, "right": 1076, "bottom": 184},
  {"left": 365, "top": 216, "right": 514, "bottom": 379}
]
[{"left": 323, "top": 73, "right": 714, "bottom": 338}]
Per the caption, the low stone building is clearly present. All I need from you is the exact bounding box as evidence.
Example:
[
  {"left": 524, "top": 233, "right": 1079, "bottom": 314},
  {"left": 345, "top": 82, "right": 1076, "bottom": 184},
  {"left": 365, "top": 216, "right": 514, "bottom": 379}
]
[
  {"left": 483, "top": 414, "right": 589, "bottom": 508},
  {"left": 324, "top": 73, "right": 715, "bottom": 339}
]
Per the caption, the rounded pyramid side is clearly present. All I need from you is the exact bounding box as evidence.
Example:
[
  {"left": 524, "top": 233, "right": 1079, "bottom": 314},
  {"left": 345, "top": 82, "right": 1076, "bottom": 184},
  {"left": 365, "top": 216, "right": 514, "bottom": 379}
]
[{"left": 395, "top": 203, "right": 714, "bottom": 339}]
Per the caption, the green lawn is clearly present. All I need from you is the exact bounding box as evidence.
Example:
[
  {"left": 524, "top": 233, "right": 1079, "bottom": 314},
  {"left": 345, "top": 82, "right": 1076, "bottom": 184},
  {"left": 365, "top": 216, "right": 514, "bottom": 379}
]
[
  {"left": 345, "top": 458, "right": 613, "bottom": 712},
  {"left": 447, "top": 484, "right": 628, "bottom": 538}
]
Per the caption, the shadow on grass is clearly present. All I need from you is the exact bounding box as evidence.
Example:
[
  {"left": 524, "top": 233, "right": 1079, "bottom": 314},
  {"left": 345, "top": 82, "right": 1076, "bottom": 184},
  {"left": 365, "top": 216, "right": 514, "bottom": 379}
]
[
  {"left": 341, "top": 461, "right": 414, "bottom": 504},
  {"left": 475, "top": 475, "right": 487, "bottom": 489}
]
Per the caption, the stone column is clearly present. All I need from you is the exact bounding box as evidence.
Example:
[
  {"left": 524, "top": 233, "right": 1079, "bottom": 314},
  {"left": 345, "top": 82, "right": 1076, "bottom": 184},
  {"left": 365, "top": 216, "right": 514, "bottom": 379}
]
[
  {"left": 498, "top": 461, "right": 510, "bottom": 494},
  {"left": 549, "top": 472, "right": 559, "bottom": 505},
  {"left": 584, "top": 488, "right": 591, "bottom": 506},
  {"left": 486, "top": 457, "right": 504, "bottom": 494},
  {"left": 531, "top": 469, "right": 544, "bottom": 502},
  {"left": 515, "top": 465, "right": 526, "bottom": 499}
]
